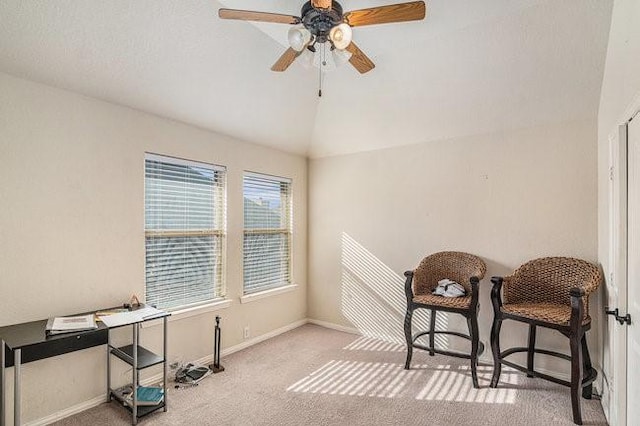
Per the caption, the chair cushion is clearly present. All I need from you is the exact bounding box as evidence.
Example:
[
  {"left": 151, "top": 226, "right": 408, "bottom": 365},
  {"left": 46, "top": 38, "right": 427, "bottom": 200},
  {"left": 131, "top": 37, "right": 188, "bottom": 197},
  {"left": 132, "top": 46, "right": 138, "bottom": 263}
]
[
  {"left": 413, "top": 294, "right": 471, "bottom": 309},
  {"left": 501, "top": 303, "right": 591, "bottom": 326}
]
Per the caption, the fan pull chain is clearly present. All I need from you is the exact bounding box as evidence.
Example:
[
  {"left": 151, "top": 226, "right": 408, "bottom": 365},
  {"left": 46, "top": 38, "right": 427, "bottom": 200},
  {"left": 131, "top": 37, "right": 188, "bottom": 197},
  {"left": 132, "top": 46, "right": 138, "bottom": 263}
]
[{"left": 318, "top": 43, "right": 326, "bottom": 97}]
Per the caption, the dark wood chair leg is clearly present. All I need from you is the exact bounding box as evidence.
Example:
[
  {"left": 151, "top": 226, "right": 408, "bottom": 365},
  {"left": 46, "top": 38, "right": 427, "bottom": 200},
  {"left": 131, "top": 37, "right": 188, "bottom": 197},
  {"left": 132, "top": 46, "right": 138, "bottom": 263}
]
[
  {"left": 527, "top": 324, "right": 537, "bottom": 377},
  {"left": 404, "top": 307, "right": 413, "bottom": 370},
  {"left": 468, "top": 315, "right": 480, "bottom": 388},
  {"left": 581, "top": 334, "right": 593, "bottom": 399},
  {"left": 489, "top": 276, "right": 504, "bottom": 388},
  {"left": 569, "top": 287, "right": 585, "bottom": 424},
  {"left": 428, "top": 309, "right": 436, "bottom": 356},
  {"left": 569, "top": 332, "right": 583, "bottom": 425},
  {"left": 490, "top": 315, "right": 502, "bottom": 388}
]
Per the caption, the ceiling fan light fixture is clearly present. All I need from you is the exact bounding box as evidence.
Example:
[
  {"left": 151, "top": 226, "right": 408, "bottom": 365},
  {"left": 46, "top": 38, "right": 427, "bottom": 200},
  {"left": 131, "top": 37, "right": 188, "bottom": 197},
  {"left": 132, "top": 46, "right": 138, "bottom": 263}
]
[
  {"left": 300, "top": 42, "right": 350, "bottom": 71},
  {"left": 288, "top": 26, "right": 312, "bottom": 52},
  {"left": 221, "top": 0, "right": 428, "bottom": 77},
  {"left": 312, "top": 43, "right": 338, "bottom": 72},
  {"left": 329, "top": 23, "right": 352, "bottom": 50},
  {"left": 332, "top": 48, "right": 352, "bottom": 66},
  {"left": 300, "top": 49, "right": 315, "bottom": 69}
]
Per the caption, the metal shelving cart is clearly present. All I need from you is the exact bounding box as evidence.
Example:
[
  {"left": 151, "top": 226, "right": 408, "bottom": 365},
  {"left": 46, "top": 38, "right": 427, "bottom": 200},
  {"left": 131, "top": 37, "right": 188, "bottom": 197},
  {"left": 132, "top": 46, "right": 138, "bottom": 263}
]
[{"left": 105, "top": 307, "right": 170, "bottom": 425}]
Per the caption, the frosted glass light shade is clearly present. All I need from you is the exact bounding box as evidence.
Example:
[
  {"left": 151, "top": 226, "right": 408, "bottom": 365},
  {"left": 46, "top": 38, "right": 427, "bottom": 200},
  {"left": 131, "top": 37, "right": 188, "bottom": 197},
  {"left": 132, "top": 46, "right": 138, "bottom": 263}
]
[
  {"left": 313, "top": 45, "right": 337, "bottom": 71},
  {"left": 329, "top": 23, "right": 352, "bottom": 50},
  {"left": 300, "top": 49, "right": 315, "bottom": 69},
  {"left": 301, "top": 43, "right": 352, "bottom": 72},
  {"left": 288, "top": 26, "right": 311, "bottom": 52},
  {"left": 331, "top": 48, "right": 352, "bottom": 67}
]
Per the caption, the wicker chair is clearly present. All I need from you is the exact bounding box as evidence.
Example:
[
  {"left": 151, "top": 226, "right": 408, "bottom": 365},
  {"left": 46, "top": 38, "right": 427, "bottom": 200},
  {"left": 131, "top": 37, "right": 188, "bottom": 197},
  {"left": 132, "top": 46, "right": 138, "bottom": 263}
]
[
  {"left": 404, "top": 251, "right": 487, "bottom": 388},
  {"left": 489, "top": 257, "right": 603, "bottom": 425}
]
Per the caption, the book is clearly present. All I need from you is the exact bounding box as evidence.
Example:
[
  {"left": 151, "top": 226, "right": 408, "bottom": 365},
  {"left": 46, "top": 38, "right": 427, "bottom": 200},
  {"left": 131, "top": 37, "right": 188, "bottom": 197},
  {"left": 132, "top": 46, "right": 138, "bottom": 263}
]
[
  {"left": 45, "top": 314, "right": 98, "bottom": 335},
  {"left": 125, "top": 386, "right": 164, "bottom": 406}
]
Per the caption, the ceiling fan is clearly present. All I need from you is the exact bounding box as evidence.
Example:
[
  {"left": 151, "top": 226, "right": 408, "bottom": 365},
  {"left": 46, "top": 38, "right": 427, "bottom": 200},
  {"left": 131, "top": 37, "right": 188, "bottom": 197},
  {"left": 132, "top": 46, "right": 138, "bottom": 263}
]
[{"left": 218, "top": 0, "right": 426, "bottom": 74}]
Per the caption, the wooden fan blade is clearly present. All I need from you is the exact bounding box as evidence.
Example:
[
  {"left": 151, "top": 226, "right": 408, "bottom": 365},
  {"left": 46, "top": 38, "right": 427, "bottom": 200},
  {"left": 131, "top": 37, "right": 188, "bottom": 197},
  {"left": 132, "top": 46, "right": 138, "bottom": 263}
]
[
  {"left": 218, "top": 9, "right": 301, "bottom": 25},
  {"left": 271, "top": 48, "right": 303, "bottom": 72},
  {"left": 343, "top": 1, "right": 426, "bottom": 27},
  {"left": 311, "top": 0, "right": 332, "bottom": 10},
  {"left": 345, "top": 42, "right": 375, "bottom": 74}
]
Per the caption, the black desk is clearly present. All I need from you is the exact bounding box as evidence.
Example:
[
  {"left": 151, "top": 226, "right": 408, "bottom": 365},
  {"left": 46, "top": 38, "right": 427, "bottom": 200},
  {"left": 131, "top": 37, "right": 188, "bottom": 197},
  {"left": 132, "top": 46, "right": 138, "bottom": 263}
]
[{"left": 0, "top": 318, "right": 108, "bottom": 426}]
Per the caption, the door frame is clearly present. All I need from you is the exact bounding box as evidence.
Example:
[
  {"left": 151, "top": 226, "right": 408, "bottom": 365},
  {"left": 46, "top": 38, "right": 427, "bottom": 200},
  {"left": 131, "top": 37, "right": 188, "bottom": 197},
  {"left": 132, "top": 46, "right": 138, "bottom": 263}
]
[{"left": 604, "top": 91, "right": 640, "bottom": 426}]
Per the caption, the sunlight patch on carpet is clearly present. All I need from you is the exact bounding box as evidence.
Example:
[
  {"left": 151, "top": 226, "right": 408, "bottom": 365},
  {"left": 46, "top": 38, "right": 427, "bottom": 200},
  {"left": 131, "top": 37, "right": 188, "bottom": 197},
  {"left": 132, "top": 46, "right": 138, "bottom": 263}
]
[
  {"left": 286, "top": 360, "right": 429, "bottom": 398},
  {"left": 287, "top": 360, "right": 518, "bottom": 404},
  {"left": 415, "top": 365, "right": 518, "bottom": 404},
  {"left": 287, "top": 361, "right": 518, "bottom": 404},
  {"left": 342, "top": 336, "right": 405, "bottom": 352}
]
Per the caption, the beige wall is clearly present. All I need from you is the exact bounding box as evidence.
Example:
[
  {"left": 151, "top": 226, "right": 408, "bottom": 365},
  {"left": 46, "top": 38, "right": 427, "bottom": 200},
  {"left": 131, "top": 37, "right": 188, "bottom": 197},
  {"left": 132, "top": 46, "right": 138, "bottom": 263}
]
[
  {"left": 308, "top": 120, "right": 599, "bottom": 375},
  {"left": 0, "top": 72, "right": 307, "bottom": 423}
]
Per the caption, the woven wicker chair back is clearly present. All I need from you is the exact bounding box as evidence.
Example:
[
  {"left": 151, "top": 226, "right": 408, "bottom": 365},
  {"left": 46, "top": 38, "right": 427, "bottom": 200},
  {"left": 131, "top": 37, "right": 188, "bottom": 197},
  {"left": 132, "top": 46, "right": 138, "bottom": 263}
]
[
  {"left": 503, "top": 257, "right": 602, "bottom": 315},
  {"left": 413, "top": 251, "right": 486, "bottom": 296}
]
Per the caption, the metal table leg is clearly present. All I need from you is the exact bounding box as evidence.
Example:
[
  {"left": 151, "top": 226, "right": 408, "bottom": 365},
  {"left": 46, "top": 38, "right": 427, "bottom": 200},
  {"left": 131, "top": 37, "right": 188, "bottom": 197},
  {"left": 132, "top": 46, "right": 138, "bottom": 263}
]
[
  {"left": 163, "top": 317, "right": 167, "bottom": 412},
  {"left": 1, "top": 340, "right": 5, "bottom": 426},
  {"left": 106, "top": 333, "right": 111, "bottom": 402},
  {"left": 13, "top": 349, "right": 20, "bottom": 426},
  {"left": 132, "top": 325, "right": 138, "bottom": 425}
]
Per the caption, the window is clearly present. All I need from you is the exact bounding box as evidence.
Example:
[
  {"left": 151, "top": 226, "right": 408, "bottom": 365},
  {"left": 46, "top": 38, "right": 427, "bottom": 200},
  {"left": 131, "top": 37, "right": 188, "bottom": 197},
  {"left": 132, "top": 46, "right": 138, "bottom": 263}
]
[
  {"left": 145, "top": 154, "right": 226, "bottom": 309},
  {"left": 243, "top": 172, "right": 292, "bottom": 294}
]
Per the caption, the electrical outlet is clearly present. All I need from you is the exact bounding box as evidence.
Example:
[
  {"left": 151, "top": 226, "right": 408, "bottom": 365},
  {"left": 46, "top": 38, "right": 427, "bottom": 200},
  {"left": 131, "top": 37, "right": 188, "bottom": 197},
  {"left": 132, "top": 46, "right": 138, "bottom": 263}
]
[{"left": 243, "top": 326, "right": 250, "bottom": 339}]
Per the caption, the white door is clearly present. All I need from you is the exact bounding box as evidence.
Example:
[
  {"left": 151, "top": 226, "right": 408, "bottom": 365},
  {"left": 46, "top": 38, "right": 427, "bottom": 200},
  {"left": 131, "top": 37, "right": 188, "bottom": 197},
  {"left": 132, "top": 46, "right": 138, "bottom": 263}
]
[
  {"left": 627, "top": 113, "right": 640, "bottom": 423},
  {"left": 604, "top": 123, "right": 628, "bottom": 426}
]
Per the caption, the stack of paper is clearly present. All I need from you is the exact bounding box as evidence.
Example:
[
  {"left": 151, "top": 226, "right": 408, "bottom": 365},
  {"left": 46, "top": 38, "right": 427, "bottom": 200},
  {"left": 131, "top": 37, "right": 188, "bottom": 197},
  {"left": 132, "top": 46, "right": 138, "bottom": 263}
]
[{"left": 46, "top": 314, "right": 98, "bottom": 335}]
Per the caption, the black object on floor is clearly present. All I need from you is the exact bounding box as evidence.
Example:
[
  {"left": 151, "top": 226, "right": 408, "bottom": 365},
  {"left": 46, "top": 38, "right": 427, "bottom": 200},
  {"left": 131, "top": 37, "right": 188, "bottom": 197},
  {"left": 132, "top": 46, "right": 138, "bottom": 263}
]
[{"left": 209, "top": 315, "right": 225, "bottom": 374}]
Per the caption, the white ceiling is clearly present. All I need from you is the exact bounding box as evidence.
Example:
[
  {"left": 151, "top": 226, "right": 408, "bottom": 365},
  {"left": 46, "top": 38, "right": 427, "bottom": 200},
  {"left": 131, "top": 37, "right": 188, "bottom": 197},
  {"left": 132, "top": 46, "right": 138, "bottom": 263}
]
[{"left": 0, "top": 0, "right": 613, "bottom": 158}]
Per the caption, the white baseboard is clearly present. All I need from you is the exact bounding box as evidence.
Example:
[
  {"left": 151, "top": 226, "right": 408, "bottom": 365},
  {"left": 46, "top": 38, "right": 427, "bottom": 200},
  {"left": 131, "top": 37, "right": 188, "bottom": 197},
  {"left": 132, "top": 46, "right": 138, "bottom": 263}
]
[
  {"left": 220, "top": 318, "right": 308, "bottom": 357},
  {"left": 306, "top": 318, "right": 359, "bottom": 335},
  {"left": 24, "top": 375, "right": 173, "bottom": 426},
  {"left": 24, "top": 394, "right": 107, "bottom": 426},
  {"left": 135, "top": 319, "right": 310, "bottom": 391}
]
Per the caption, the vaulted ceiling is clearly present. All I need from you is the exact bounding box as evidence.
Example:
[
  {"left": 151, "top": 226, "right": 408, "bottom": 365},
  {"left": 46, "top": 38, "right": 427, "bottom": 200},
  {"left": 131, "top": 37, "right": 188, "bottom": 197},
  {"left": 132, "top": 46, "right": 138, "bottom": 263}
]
[{"left": 0, "top": 0, "right": 613, "bottom": 157}]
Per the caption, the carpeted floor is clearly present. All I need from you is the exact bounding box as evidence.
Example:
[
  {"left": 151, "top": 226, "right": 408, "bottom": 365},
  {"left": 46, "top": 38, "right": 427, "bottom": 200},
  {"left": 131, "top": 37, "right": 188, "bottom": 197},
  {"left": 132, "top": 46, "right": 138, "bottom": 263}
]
[{"left": 52, "top": 324, "right": 607, "bottom": 426}]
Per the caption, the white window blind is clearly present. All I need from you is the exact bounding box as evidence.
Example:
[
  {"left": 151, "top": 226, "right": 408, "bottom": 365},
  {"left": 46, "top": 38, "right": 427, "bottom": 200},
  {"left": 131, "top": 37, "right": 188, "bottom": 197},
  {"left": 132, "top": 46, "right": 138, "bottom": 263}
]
[
  {"left": 145, "top": 153, "right": 226, "bottom": 309},
  {"left": 243, "top": 172, "right": 292, "bottom": 294}
]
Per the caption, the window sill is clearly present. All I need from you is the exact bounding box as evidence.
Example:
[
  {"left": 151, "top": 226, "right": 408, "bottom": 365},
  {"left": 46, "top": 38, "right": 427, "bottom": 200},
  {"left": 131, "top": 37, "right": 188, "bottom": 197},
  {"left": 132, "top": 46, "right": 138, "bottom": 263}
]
[
  {"left": 240, "top": 284, "right": 298, "bottom": 304},
  {"left": 141, "top": 299, "right": 232, "bottom": 328}
]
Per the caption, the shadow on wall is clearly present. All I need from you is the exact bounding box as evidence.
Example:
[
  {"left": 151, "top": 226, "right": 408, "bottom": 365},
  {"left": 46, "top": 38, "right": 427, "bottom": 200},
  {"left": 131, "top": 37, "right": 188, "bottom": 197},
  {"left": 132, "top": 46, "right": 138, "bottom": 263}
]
[{"left": 340, "top": 232, "right": 450, "bottom": 348}]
